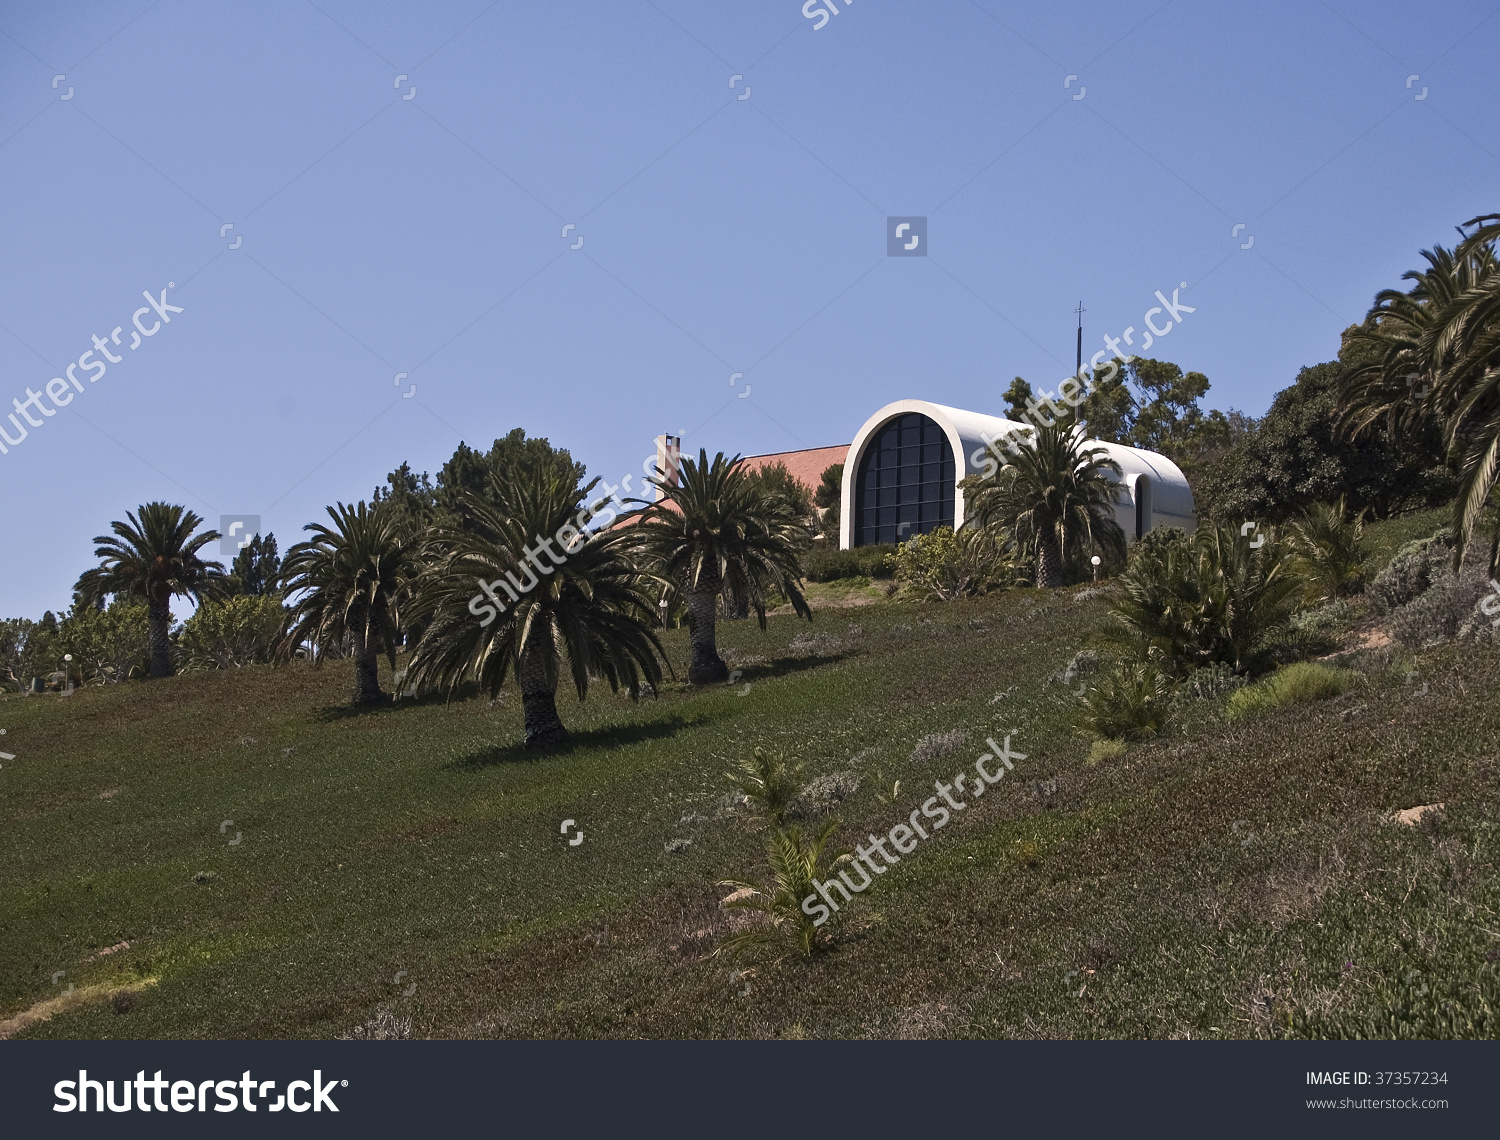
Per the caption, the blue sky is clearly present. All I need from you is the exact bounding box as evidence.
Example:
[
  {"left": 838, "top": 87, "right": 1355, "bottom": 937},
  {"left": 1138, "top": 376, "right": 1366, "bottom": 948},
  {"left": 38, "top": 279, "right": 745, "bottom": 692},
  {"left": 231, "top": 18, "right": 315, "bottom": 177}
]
[{"left": 2, "top": 0, "right": 1498, "bottom": 619}]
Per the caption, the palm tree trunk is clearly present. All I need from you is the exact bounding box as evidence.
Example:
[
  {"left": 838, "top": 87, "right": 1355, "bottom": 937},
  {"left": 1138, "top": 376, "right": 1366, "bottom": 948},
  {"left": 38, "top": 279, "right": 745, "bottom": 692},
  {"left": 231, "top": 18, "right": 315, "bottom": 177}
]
[
  {"left": 1036, "top": 532, "right": 1065, "bottom": 589},
  {"left": 350, "top": 627, "right": 385, "bottom": 705},
  {"left": 687, "top": 570, "right": 729, "bottom": 685},
  {"left": 147, "top": 599, "right": 173, "bottom": 678},
  {"left": 519, "top": 621, "right": 567, "bottom": 747}
]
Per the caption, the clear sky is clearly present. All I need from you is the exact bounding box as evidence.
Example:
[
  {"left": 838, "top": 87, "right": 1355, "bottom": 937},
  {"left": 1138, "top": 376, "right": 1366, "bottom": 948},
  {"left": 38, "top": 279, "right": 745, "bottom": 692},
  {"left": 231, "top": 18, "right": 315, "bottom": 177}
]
[{"left": 2, "top": 1, "right": 1497, "bottom": 619}]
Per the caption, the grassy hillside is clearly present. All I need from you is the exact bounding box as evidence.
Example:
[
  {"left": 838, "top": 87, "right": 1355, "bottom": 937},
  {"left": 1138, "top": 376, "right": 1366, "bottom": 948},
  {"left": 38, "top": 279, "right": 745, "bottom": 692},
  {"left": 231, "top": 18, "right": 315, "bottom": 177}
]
[{"left": 2, "top": 514, "right": 1497, "bottom": 1040}]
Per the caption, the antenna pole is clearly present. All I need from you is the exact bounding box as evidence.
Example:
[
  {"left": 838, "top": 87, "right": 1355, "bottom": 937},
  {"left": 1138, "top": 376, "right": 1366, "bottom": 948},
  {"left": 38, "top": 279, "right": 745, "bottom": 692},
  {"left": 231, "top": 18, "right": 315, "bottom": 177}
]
[{"left": 1074, "top": 301, "right": 1085, "bottom": 377}]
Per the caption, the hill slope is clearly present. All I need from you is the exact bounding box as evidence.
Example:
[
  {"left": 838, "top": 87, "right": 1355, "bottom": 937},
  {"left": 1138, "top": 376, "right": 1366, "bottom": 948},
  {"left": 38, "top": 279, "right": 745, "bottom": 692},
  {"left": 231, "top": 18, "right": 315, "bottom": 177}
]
[{"left": 2, "top": 520, "right": 1497, "bottom": 1039}]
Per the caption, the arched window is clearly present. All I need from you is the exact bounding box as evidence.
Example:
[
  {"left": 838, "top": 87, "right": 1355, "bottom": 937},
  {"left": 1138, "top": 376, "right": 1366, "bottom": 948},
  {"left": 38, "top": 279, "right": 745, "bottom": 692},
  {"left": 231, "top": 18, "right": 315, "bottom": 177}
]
[
  {"left": 853, "top": 412, "right": 955, "bottom": 546},
  {"left": 1134, "top": 475, "right": 1153, "bottom": 540}
]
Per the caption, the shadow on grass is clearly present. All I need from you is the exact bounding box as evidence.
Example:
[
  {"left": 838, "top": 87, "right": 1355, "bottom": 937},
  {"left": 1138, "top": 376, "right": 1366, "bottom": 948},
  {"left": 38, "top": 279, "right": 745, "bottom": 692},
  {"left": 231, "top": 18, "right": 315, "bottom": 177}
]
[
  {"left": 313, "top": 681, "right": 488, "bottom": 723},
  {"left": 736, "top": 652, "right": 854, "bottom": 681},
  {"left": 448, "top": 712, "right": 711, "bottom": 770}
]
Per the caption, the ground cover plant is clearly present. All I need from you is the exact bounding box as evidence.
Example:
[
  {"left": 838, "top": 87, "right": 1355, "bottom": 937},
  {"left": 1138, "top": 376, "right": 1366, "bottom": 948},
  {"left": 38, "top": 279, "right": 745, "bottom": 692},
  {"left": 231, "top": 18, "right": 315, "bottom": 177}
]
[{"left": 2, "top": 512, "right": 1497, "bottom": 1041}]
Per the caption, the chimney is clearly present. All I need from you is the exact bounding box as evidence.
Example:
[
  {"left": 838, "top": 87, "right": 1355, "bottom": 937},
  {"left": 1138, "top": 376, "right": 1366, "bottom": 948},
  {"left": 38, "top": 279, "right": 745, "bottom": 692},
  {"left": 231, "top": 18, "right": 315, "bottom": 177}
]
[{"left": 653, "top": 434, "right": 681, "bottom": 501}]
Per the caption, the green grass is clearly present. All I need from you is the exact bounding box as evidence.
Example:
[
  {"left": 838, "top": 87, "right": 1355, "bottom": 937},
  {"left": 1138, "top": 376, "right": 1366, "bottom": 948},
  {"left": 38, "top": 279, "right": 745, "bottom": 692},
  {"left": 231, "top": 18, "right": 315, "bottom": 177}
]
[
  {"left": 1224, "top": 663, "right": 1356, "bottom": 722},
  {"left": 2, "top": 531, "right": 1497, "bottom": 1040}
]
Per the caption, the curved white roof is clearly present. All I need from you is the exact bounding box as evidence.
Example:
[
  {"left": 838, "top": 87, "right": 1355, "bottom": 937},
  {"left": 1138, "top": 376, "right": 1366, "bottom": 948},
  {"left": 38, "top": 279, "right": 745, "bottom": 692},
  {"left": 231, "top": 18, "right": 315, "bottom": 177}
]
[{"left": 839, "top": 399, "right": 1196, "bottom": 548}]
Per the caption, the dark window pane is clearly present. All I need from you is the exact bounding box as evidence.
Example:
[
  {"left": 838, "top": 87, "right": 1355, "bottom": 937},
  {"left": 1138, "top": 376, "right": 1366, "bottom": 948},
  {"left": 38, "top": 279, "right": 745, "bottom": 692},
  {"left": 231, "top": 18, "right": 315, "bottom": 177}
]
[{"left": 853, "top": 413, "right": 956, "bottom": 546}]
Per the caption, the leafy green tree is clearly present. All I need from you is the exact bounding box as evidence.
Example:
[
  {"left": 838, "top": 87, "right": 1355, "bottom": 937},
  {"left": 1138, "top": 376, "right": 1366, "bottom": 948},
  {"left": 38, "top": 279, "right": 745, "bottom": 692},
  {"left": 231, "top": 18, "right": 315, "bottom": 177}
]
[
  {"left": 0, "top": 618, "right": 47, "bottom": 691},
  {"left": 1077, "top": 363, "right": 1135, "bottom": 442},
  {"left": 1002, "top": 376, "right": 1034, "bottom": 421},
  {"left": 633, "top": 450, "right": 812, "bottom": 684},
  {"left": 374, "top": 431, "right": 586, "bottom": 536},
  {"left": 74, "top": 503, "right": 227, "bottom": 678},
  {"left": 746, "top": 461, "right": 813, "bottom": 521},
  {"left": 435, "top": 430, "right": 586, "bottom": 531},
  {"left": 961, "top": 423, "right": 1125, "bottom": 588},
  {"left": 1199, "top": 359, "right": 1452, "bottom": 523},
  {"left": 813, "top": 462, "right": 843, "bottom": 540},
  {"left": 405, "top": 475, "right": 666, "bottom": 747},
  {"left": 280, "top": 501, "right": 419, "bottom": 705},
  {"left": 56, "top": 602, "right": 149, "bottom": 683},
  {"left": 1075, "top": 357, "right": 1233, "bottom": 481},
  {"left": 228, "top": 533, "right": 282, "bottom": 597},
  {"left": 180, "top": 595, "right": 289, "bottom": 669},
  {"left": 6, "top": 612, "right": 61, "bottom": 689}
]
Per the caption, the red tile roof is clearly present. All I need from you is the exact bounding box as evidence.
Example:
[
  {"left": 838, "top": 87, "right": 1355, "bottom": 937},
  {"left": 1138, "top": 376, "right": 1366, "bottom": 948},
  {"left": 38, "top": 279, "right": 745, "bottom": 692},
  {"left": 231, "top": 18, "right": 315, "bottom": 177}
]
[{"left": 740, "top": 444, "right": 849, "bottom": 493}]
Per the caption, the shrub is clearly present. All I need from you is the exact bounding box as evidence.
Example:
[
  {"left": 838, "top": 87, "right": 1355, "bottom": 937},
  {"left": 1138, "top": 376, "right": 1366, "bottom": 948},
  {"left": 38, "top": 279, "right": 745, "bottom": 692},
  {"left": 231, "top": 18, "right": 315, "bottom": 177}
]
[
  {"left": 724, "top": 748, "right": 803, "bottom": 828},
  {"left": 178, "top": 595, "right": 288, "bottom": 670},
  {"left": 717, "top": 748, "right": 843, "bottom": 960},
  {"left": 1179, "top": 660, "right": 1248, "bottom": 700},
  {"left": 1102, "top": 524, "right": 1302, "bottom": 676},
  {"left": 1367, "top": 529, "right": 1455, "bottom": 612},
  {"left": 1224, "top": 662, "right": 1353, "bottom": 721},
  {"left": 1388, "top": 563, "right": 1491, "bottom": 648},
  {"left": 1288, "top": 598, "right": 1359, "bottom": 655},
  {"left": 1076, "top": 659, "right": 1177, "bottom": 741},
  {"left": 791, "top": 771, "right": 860, "bottom": 816},
  {"left": 893, "top": 526, "right": 1021, "bottom": 601},
  {"left": 54, "top": 602, "right": 150, "bottom": 684},
  {"left": 803, "top": 544, "right": 896, "bottom": 582}
]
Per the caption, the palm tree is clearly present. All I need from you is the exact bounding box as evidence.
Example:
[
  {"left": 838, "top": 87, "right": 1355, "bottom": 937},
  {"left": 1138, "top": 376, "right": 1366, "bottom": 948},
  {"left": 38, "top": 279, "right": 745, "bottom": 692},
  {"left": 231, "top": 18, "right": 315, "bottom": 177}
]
[
  {"left": 1340, "top": 222, "right": 1500, "bottom": 570},
  {"left": 404, "top": 474, "right": 667, "bottom": 747},
  {"left": 75, "top": 502, "right": 226, "bottom": 678},
  {"left": 279, "top": 501, "right": 417, "bottom": 705},
  {"left": 962, "top": 422, "right": 1125, "bottom": 588},
  {"left": 632, "top": 450, "right": 812, "bottom": 685},
  {"left": 1287, "top": 497, "right": 1367, "bottom": 602}
]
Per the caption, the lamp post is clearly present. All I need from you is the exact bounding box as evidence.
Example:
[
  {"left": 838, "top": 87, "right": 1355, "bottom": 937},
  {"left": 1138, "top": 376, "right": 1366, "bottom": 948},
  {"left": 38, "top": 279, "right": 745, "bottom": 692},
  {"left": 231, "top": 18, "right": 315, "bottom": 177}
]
[
  {"left": 1090, "top": 555, "right": 1101, "bottom": 584},
  {"left": 62, "top": 653, "right": 74, "bottom": 695}
]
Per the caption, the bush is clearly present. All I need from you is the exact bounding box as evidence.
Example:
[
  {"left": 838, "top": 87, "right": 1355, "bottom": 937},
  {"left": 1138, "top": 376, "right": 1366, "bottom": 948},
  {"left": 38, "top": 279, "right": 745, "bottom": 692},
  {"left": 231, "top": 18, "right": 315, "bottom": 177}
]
[
  {"left": 1224, "top": 662, "right": 1353, "bottom": 721},
  {"left": 54, "top": 602, "right": 150, "bottom": 684},
  {"left": 1076, "top": 659, "right": 1177, "bottom": 741},
  {"left": 1288, "top": 599, "right": 1359, "bottom": 655},
  {"left": 803, "top": 544, "right": 896, "bottom": 582},
  {"left": 1179, "top": 660, "right": 1248, "bottom": 700},
  {"left": 1388, "top": 562, "right": 1491, "bottom": 648},
  {"left": 178, "top": 595, "right": 289, "bottom": 670},
  {"left": 893, "top": 526, "right": 1021, "bottom": 601},
  {"left": 1368, "top": 529, "right": 1454, "bottom": 612},
  {"left": 1103, "top": 524, "right": 1302, "bottom": 676}
]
